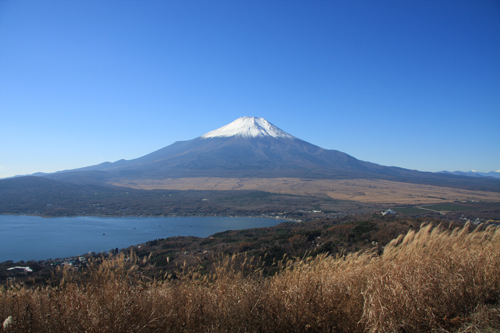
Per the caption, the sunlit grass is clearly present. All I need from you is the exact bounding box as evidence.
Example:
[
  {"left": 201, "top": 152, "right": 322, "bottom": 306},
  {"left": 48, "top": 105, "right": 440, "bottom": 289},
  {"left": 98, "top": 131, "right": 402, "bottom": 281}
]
[{"left": 1, "top": 222, "right": 499, "bottom": 332}]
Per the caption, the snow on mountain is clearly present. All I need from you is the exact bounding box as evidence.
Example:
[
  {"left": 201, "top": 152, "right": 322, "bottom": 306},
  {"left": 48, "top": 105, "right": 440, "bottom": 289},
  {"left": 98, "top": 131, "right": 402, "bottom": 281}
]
[
  {"left": 201, "top": 117, "right": 295, "bottom": 139},
  {"left": 23, "top": 116, "right": 500, "bottom": 193}
]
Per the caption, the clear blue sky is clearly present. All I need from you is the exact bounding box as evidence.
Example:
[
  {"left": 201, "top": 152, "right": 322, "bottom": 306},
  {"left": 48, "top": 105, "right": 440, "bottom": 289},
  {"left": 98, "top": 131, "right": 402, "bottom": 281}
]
[{"left": 1, "top": 0, "right": 499, "bottom": 179}]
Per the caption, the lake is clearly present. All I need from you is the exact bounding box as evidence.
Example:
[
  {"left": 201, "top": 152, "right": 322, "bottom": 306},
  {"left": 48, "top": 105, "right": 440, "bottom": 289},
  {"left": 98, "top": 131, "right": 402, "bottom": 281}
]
[{"left": 0, "top": 215, "right": 284, "bottom": 262}]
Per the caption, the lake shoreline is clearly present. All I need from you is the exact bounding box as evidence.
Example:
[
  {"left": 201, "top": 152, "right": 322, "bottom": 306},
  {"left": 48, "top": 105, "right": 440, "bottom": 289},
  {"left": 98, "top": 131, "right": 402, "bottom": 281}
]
[
  {"left": 0, "top": 215, "right": 291, "bottom": 263},
  {"left": 0, "top": 212, "right": 302, "bottom": 222}
]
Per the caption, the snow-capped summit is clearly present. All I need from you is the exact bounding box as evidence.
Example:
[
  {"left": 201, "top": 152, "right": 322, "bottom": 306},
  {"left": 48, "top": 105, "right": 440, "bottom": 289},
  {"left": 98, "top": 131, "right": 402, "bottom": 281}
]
[
  {"left": 31, "top": 116, "right": 500, "bottom": 193},
  {"left": 201, "top": 117, "right": 295, "bottom": 139}
]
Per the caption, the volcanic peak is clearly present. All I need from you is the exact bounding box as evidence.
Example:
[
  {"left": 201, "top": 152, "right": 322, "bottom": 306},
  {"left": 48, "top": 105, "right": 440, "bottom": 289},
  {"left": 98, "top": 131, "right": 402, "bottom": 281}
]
[{"left": 201, "top": 117, "right": 295, "bottom": 139}]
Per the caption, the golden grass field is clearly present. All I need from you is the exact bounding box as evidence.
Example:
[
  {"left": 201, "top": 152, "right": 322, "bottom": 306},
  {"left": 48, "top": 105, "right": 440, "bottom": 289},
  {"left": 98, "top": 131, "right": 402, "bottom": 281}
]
[
  {"left": 110, "top": 177, "right": 500, "bottom": 205},
  {"left": 2, "top": 223, "right": 500, "bottom": 332}
]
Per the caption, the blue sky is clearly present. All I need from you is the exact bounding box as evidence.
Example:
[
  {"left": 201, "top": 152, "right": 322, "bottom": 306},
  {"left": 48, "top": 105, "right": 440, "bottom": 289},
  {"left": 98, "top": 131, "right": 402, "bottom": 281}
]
[{"left": 1, "top": 0, "right": 499, "bottom": 179}]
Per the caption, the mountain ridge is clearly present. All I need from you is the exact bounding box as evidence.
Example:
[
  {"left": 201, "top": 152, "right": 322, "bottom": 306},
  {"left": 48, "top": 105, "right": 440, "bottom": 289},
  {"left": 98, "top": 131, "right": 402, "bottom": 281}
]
[
  {"left": 439, "top": 170, "right": 500, "bottom": 179},
  {"left": 28, "top": 117, "right": 500, "bottom": 193}
]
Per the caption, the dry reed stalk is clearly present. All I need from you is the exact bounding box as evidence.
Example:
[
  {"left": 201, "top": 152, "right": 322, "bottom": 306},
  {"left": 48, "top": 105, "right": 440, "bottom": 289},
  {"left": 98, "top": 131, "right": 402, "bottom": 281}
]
[
  {"left": 0, "top": 223, "right": 499, "bottom": 332},
  {"left": 360, "top": 222, "right": 500, "bottom": 332}
]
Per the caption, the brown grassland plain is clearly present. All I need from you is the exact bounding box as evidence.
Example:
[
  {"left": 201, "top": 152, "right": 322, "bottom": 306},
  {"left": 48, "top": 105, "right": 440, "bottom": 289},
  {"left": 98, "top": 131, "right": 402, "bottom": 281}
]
[
  {"left": 111, "top": 177, "right": 500, "bottom": 205},
  {"left": 1, "top": 222, "right": 500, "bottom": 332}
]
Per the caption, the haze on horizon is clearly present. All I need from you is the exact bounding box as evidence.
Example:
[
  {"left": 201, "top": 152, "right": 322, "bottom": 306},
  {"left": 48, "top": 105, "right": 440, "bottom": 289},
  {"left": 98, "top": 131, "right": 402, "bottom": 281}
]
[{"left": 1, "top": 0, "right": 499, "bottom": 179}]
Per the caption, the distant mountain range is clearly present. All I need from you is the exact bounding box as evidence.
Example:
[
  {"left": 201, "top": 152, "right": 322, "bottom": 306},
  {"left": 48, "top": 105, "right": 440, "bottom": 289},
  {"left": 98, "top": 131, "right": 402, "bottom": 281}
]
[
  {"left": 438, "top": 170, "right": 500, "bottom": 179},
  {"left": 28, "top": 116, "right": 499, "bottom": 193}
]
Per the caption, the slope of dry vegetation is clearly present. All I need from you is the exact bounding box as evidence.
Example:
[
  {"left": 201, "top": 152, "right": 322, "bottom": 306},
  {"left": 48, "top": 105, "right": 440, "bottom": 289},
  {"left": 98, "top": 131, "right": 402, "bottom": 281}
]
[
  {"left": 112, "top": 177, "right": 500, "bottom": 205},
  {"left": 1, "top": 222, "right": 500, "bottom": 332}
]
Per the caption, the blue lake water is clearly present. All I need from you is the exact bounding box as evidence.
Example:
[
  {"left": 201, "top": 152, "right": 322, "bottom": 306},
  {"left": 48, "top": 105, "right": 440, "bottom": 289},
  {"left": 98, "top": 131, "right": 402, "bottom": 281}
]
[{"left": 0, "top": 215, "right": 283, "bottom": 262}]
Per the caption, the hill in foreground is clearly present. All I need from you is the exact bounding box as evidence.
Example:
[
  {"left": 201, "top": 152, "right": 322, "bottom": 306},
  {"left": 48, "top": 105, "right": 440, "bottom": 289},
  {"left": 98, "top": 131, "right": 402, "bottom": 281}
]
[{"left": 1, "top": 221, "right": 499, "bottom": 332}]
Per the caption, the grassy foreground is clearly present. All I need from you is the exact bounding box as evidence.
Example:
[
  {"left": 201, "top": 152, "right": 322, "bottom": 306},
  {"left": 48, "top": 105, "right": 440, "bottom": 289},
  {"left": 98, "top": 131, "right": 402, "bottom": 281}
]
[{"left": 1, "top": 222, "right": 500, "bottom": 332}]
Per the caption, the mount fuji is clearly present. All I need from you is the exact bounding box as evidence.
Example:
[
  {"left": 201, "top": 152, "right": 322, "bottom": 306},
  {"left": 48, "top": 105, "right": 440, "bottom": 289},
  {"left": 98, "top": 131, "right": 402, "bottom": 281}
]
[{"left": 38, "top": 117, "right": 499, "bottom": 192}]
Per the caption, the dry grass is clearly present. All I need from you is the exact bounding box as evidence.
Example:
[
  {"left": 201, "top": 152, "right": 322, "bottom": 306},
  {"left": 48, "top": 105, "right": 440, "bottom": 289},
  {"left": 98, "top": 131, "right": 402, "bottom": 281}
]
[
  {"left": 2, "top": 223, "right": 500, "bottom": 332},
  {"left": 110, "top": 177, "right": 500, "bottom": 204}
]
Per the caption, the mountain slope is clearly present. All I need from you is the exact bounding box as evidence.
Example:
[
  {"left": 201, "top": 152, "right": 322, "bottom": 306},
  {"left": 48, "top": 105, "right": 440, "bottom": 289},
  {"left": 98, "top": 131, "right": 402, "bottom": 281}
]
[{"left": 39, "top": 117, "right": 500, "bottom": 192}]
